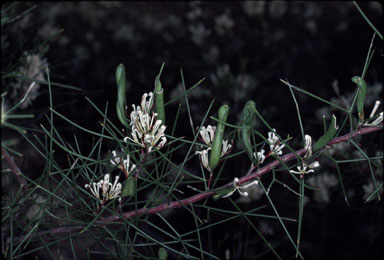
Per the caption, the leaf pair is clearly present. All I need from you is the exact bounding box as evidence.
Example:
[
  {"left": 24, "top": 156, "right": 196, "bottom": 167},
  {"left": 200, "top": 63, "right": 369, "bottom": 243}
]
[{"left": 115, "top": 63, "right": 166, "bottom": 128}]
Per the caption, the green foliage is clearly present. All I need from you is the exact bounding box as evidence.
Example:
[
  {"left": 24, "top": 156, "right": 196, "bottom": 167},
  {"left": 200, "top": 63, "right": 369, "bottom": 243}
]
[
  {"left": 115, "top": 63, "right": 129, "bottom": 127},
  {"left": 158, "top": 247, "right": 168, "bottom": 260},
  {"left": 209, "top": 104, "right": 229, "bottom": 172},
  {"left": 121, "top": 177, "right": 136, "bottom": 198},
  {"left": 313, "top": 114, "right": 339, "bottom": 152},
  {"left": 155, "top": 63, "right": 166, "bottom": 126},
  {"left": 351, "top": 76, "right": 367, "bottom": 122},
  {"left": 241, "top": 100, "right": 257, "bottom": 162},
  {"left": 1, "top": 2, "right": 382, "bottom": 260}
]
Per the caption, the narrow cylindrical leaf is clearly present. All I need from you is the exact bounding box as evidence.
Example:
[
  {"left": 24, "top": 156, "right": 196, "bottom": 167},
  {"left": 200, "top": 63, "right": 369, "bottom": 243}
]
[
  {"left": 241, "top": 100, "right": 256, "bottom": 161},
  {"left": 209, "top": 105, "right": 229, "bottom": 171},
  {"left": 154, "top": 63, "right": 166, "bottom": 126},
  {"left": 352, "top": 76, "right": 367, "bottom": 122},
  {"left": 115, "top": 64, "right": 129, "bottom": 127},
  {"left": 313, "top": 114, "right": 339, "bottom": 151},
  {"left": 155, "top": 75, "right": 165, "bottom": 125}
]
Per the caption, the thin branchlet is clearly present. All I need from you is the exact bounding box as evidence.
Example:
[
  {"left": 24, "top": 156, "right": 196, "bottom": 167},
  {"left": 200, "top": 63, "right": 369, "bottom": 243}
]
[{"left": 5, "top": 124, "right": 381, "bottom": 247}]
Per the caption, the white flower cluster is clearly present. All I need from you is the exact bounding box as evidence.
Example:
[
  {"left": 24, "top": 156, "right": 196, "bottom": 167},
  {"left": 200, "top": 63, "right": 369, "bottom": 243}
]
[
  {"left": 222, "top": 177, "right": 259, "bottom": 198},
  {"left": 124, "top": 92, "right": 167, "bottom": 153},
  {"left": 283, "top": 134, "right": 320, "bottom": 176},
  {"left": 267, "top": 129, "right": 285, "bottom": 156},
  {"left": 85, "top": 174, "right": 122, "bottom": 204},
  {"left": 110, "top": 150, "right": 136, "bottom": 176},
  {"left": 289, "top": 161, "right": 320, "bottom": 175},
  {"left": 252, "top": 128, "right": 285, "bottom": 166},
  {"left": 195, "top": 125, "right": 232, "bottom": 172},
  {"left": 253, "top": 149, "right": 266, "bottom": 165}
]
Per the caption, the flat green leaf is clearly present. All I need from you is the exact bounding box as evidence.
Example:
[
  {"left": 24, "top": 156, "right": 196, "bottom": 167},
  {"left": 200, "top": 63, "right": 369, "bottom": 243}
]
[
  {"left": 115, "top": 64, "right": 129, "bottom": 127},
  {"left": 314, "top": 114, "right": 339, "bottom": 151},
  {"left": 351, "top": 76, "right": 367, "bottom": 122},
  {"left": 121, "top": 177, "right": 136, "bottom": 198},
  {"left": 158, "top": 247, "right": 168, "bottom": 260}
]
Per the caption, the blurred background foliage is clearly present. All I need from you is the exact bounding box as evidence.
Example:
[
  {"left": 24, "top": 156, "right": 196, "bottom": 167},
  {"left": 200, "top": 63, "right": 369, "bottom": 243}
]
[{"left": 1, "top": 1, "right": 382, "bottom": 259}]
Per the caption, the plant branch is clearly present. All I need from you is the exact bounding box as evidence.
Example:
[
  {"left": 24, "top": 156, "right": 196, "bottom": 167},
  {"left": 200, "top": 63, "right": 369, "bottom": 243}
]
[
  {"left": 1, "top": 146, "right": 29, "bottom": 193},
  {"left": 241, "top": 125, "right": 382, "bottom": 184},
  {"left": 4, "top": 125, "right": 382, "bottom": 248}
]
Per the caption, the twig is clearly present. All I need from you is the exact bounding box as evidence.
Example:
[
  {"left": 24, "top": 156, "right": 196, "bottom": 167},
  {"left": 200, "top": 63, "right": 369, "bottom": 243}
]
[
  {"left": 240, "top": 125, "right": 382, "bottom": 185},
  {"left": 1, "top": 146, "right": 29, "bottom": 193},
  {"left": 4, "top": 125, "right": 382, "bottom": 247}
]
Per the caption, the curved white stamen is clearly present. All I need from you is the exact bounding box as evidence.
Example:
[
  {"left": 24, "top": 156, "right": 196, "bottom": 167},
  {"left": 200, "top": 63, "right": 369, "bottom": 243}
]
[{"left": 85, "top": 174, "right": 122, "bottom": 204}]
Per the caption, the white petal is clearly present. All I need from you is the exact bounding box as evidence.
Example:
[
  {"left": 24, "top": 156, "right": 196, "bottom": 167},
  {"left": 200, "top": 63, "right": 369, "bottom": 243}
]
[
  {"left": 309, "top": 161, "right": 320, "bottom": 168},
  {"left": 370, "top": 112, "right": 383, "bottom": 125},
  {"left": 305, "top": 135, "right": 312, "bottom": 149},
  {"left": 332, "top": 114, "right": 339, "bottom": 130},
  {"left": 238, "top": 190, "right": 248, "bottom": 197},
  {"left": 102, "top": 174, "right": 110, "bottom": 197},
  {"left": 369, "top": 100, "right": 381, "bottom": 118},
  {"left": 242, "top": 180, "right": 258, "bottom": 188}
]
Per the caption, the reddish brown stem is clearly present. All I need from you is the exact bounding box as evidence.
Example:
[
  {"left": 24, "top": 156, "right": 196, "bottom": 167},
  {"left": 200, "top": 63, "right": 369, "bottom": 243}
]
[
  {"left": 207, "top": 173, "right": 213, "bottom": 189},
  {"left": 120, "top": 160, "right": 129, "bottom": 179},
  {"left": 95, "top": 200, "right": 106, "bottom": 215},
  {"left": 99, "top": 125, "right": 382, "bottom": 222},
  {"left": 2, "top": 146, "right": 29, "bottom": 193},
  {"left": 4, "top": 125, "right": 382, "bottom": 247}
]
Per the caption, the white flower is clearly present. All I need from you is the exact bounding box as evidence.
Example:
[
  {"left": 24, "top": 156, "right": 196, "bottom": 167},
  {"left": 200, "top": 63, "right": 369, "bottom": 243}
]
[
  {"left": 102, "top": 174, "right": 122, "bottom": 201},
  {"left": 199, "top": 125, "right": 231, "bottom": 156},
  {"left": 196, "top": 125, "right": 232, "bottom": 171},
  {"left": 369, "top": 112, "right": 383, "bottom": 125},
  {"left": 289, "top": 161, "right": 320, "bottom": 175},
  {"left": 267, "top": 129, "right": 285, "bottom": 156},
  {"left": 110, "top": 150, "right": 121, "bottom": 166},
  {"left": 130, "top": 105, "right": 142, "bottom": 126},
  {"left": 196, "top": 148, "right": 211, "bottom": 172},
  {"left": 222, "top": 177, "right": 259, "bottom": 198},
  {"left": 199, "top": 125, "right": 216, "bottom": 146},
  {"left": 253, "top": 149, "right": 266, "bottom": 164},
  {"left": 85, "top": 174, "right": 122, "bottom": 203},
  {"left": 126, "top": 111, "right": 167, "bottom": 153},
  {"left": 366, "top": 112, "right": 383, "bottom": 126},
  {"left": 122, "top": 154, "right": 136, "bottom": 174},
  {"left": 369, "top": 101, "right": 380, "bottom": 119},
  {"left": 195, "top": 140, "right": 231, "bottom": 172},
  {"left": 364, "top": 100, "right": 383, "bottom": 126},
  {"left": 221, "top": 139, "right": 232, "bottom": 156},
  {"left": 268, "top": 129, "right": 279, "bottom": 145},
  {"left": 85, "top": 180, "right": 101, "bottom": 201},
  {"left": 110, "top": 150, "right": 136, "bottom": 175},
  {"left": 304, "top": 134, "right": 312, "bottom": 158},
  {"left": 140, "top": 92, "right": 154, "bottom": 114},
  {"left": 130, "top": 92, "right": 154, "bottom": 126}
]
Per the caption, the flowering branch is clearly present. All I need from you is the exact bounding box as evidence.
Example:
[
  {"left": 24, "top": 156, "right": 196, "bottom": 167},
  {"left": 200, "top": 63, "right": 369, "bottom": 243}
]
[
  {"left": 241, "top": 125, "right": 382, "bottom": 185},
  {"left": 4, "top": 125, "right": 382, "bottom": 247}
]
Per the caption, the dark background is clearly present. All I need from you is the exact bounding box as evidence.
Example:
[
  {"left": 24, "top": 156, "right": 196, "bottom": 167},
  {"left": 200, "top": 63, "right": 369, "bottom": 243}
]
[{"left": 2, "top": 2, "right": 383, "bottom": 259}]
